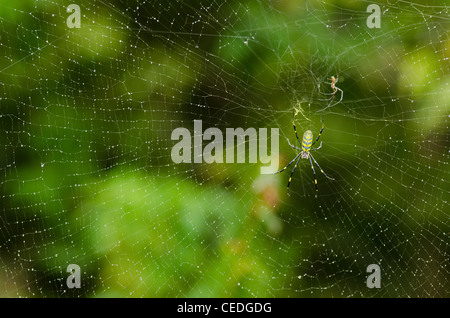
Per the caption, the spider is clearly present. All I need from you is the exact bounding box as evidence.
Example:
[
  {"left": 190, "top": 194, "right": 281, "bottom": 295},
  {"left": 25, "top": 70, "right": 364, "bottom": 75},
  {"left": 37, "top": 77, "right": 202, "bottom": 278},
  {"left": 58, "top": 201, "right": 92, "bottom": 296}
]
[
  {"left": 330, "top": 75, "right": 343, "bottom": 105},
  {"left": 318, "top": 75, "right": 344, "bottom": 112},
  {"left": 272, "top": 109, "right": 334, "bottom": 194}
]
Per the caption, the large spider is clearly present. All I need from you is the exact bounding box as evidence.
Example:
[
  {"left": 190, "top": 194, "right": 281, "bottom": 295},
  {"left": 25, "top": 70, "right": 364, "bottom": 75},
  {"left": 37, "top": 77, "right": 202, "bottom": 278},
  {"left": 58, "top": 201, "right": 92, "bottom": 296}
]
[{"left": 272, "top": 110, "right": 334, "bottom": 194}]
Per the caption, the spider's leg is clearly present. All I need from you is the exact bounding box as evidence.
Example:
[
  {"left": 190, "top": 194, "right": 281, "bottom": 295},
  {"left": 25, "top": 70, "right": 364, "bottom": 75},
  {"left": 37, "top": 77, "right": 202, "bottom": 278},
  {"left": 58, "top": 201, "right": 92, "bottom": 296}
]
[
  {"left": 286, "top": 138, "right": 302, "bottom": 151},
  {"left": 310, "top": 141, "right": 322, "bottom": 152},
  {"left": 292, "top": 108, "right": 302, "bottom": 145},
  {"left": 334, "top": 87, "right": 343, "bottom": 104},
  {"left": 286, "top": 155, "right": 303, "bottom": 195},
  {"left": 310, "top": 153, "right": 335, "bottom": 180},
  {"left": 308, "top": 155, "right": 319, "bottom": 192},
  {"left": 317, "top": 95, "right": 336, "bottom": 112},
  {"left": 271, "top": 153, "right": 301, "bottom": 174},
  {"left": 311, "top": 113, "right": 324, "bottom": 147}
]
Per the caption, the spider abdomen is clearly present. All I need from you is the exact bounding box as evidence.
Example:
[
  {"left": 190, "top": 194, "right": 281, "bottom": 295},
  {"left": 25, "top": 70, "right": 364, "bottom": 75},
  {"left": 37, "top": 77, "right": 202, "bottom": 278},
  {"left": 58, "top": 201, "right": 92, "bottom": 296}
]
[{"left": 301, "top": 130, "right": 313, "bottom": 153}]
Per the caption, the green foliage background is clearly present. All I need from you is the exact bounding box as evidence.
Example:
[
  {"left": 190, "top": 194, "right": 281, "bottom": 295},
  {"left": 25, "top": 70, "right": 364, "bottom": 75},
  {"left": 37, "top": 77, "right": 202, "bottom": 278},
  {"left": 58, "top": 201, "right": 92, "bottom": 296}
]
[{"left": 0, "top": 0, "right": 448, "bottom": 297}]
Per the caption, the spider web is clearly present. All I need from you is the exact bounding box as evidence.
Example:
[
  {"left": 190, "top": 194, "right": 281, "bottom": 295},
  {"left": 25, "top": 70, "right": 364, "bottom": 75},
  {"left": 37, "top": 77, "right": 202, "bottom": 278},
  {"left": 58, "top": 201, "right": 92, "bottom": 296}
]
[{"left": 0, "top": 0, "right": 448, "bottom": 297}]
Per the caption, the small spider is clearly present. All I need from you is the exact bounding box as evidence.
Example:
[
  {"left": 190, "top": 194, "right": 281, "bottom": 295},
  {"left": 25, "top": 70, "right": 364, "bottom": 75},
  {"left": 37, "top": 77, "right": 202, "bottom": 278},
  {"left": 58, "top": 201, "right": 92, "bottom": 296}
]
[
  {"left": 272, "top": 110, "right": 334, "bottom": 194},
  {"left": 319, "top": 75, "right": 344, "bottom": 112},
  {"left": 330, "top": 75, "right": 343, "bottom": 105}
]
